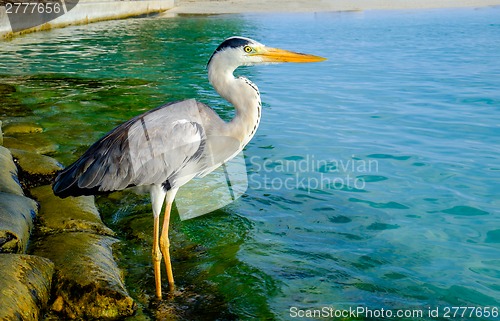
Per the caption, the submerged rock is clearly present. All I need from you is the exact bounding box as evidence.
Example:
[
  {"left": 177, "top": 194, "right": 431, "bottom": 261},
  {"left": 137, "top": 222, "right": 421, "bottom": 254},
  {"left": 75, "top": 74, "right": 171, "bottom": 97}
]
[
  {"left": 0, "top": 192, "right": 37, "bottom": 253},
  {"left": 2, "top": 135, "right": 59, "bottom": 155},
  {"left": 33, "top": 232, "right": 136, "bottom": 319},
  {"left": 0, "top": 83, "right": 16, "bottom": 95},
  {"left": 0, "top": 146, "right": 24, "bottom": 196},
  {"left": 30, "top": 185, "right": 114, "bottom": 236},
  {"left": 0, "top": 85, "right": 27, "bottom": 117},
  {"left": 2, "top": 122, "right": 43, "bottom": 135},
  {"left": 0, "top": 254, "right": 54, "bottom": 321}
]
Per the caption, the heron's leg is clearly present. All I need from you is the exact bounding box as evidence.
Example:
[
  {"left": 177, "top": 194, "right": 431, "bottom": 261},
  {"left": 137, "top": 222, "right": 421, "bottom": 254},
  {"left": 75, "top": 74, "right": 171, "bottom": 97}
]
[
  {"left": 152, "top": 214, "right": 162, "bottom": 299},
  {"left": 151, "top": 185, "right": 166, "bottom": 299},
  {"left": 160, "top": 201, "right": 175, "bottom": 291}
]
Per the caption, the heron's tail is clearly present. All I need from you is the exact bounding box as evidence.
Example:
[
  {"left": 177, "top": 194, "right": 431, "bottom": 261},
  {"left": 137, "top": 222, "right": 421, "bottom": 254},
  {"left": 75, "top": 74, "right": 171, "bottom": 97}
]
[{"left": 52, "top": 161, "right": 103, "bottom": 198}]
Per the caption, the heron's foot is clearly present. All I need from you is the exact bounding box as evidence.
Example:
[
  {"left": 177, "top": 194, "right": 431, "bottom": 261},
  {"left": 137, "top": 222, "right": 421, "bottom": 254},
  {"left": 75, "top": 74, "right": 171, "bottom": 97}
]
[{"left": 168, "top": 280, "right": 175, "bottom": 293}]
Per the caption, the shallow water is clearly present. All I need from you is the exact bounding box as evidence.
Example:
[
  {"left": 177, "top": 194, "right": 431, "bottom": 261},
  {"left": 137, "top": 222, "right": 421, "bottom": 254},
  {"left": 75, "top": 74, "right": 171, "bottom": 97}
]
[{"left": 1, "top": 7, "right": 499, "bottom": 320}]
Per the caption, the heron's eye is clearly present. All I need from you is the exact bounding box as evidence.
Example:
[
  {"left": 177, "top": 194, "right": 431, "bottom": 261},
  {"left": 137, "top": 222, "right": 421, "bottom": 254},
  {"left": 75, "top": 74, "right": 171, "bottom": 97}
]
[{"left": 244, "top": 46, "right": 253, "bottom": 53}]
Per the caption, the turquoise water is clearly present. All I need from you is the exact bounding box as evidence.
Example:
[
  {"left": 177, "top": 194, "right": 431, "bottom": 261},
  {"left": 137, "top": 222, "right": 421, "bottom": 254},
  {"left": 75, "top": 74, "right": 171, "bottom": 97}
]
[{"left": 1, "top": 7, "right": 499, "bottom": 320}]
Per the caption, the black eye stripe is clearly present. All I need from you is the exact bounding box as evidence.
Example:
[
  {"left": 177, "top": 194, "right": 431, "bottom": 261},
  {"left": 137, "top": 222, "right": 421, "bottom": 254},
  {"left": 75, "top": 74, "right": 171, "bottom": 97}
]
[
  {"left": 207, "top": 37, "right": 256, "bottom": 67},
  {"left": 215, "top": 37, "right": 251, "bottom": 53}
]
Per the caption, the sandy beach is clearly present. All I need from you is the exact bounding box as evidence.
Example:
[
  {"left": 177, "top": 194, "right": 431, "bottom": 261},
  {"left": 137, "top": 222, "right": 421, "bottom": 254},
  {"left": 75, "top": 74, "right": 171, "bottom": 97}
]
[{"left": 168, "top": 0, "right": 500, "bottom": 14}]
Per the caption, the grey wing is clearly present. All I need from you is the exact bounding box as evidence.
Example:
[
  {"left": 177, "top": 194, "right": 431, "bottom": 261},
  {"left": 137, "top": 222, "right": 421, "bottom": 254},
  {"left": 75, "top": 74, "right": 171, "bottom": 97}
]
[{"left": 53, "top": 99, "right": 207, "bottom": 197}]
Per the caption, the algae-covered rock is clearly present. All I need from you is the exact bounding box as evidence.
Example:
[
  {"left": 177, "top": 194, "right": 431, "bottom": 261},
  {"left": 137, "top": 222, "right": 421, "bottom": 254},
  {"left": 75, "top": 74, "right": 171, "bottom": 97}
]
[
  {"left": 2, "top": 135, "right": 59, "bottom": 155},
  {"left": 30, "top": 185, "right": 114, "bottom": 236},
  {"left": 10, "top": 149, "right": 64, "bottom": 187},
  {"left": 0, "top": 146, "right": 24, "bottom": 196},
  {"left": 33, "top": 232, "right": 136, "bottom": 319},
  {"left": 0, "top": 120, "right": 3, "bottom": 145},
  {"left": 0, "top": 254, "right": 54, "bottom": 321},
  {"left": 2, "top": 122, "right": 43, "bottom": 135},
  {"left": 0, "top": 192, "right": 37, "bottom": 253},
  {"left": 11, "top": 148, "right": 63, "bottom": 176}
]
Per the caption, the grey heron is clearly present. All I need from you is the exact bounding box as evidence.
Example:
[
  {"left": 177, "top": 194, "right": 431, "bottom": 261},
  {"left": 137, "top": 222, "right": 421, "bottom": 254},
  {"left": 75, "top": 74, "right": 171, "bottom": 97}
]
[{"left": 52, "top": 36, "right": 326, "bottom": 299}]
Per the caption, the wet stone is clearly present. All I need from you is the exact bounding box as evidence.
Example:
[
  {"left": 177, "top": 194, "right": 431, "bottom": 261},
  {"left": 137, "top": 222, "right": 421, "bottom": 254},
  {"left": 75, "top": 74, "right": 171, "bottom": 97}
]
[
  {"left": 0, "top": 254, "right": 54, "bottom": 321},
  {"left": 10, "top": 149, "right": 64, "bottom": 187},
  {"left": 0, "top": 146, "right": 24, "bottom": 196},
  {"left": 32, "top": 232, "right": 136, "bottom": 319},
  {"left": 0, "top": 192, "right": 37, "bottom": 253},
  {"left": 30, "top": 185, "right": 114, "bottom": 236}
]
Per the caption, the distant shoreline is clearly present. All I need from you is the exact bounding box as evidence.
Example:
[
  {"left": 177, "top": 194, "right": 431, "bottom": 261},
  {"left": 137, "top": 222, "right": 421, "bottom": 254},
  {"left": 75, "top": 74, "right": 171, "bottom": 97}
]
[
  {"left": 167, "top": 0, "right": 500, "bottom": 15},
  {"left": 2, "top": 0, "right": 500, "bottom": 39}
]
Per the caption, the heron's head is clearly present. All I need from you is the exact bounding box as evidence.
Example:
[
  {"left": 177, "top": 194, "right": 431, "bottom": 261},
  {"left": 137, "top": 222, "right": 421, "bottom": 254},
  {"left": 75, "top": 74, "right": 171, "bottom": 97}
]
[{"left": 207, "top": 36, "right": 326, "bottom": 70}]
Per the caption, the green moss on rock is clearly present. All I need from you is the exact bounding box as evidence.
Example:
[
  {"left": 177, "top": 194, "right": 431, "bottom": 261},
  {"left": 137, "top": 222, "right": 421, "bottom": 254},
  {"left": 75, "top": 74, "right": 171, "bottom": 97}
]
[
  {"left": 33, "top": 232, "right": 136, "bottom": 319},
  {"left": 30, "top": 185, "right": 114, "bottom": 236},
  {"left": 2, "top": 135, "right": 59, "bottom": 155},
  {"left": 11, "top": 149, "right": 63, "bottom": 176},
  {"left": 2, "top": 122, "right": 43, "bottom": 135},
  {"left": 0, "top": 254, "right": 54, "bottom": 321}
]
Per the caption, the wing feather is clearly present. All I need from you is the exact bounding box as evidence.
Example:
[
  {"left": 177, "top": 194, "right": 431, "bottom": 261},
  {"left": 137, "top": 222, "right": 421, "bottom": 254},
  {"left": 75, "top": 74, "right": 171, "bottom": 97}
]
[{"left": 53, "top": 99, "right": 207, "bottom": 197}]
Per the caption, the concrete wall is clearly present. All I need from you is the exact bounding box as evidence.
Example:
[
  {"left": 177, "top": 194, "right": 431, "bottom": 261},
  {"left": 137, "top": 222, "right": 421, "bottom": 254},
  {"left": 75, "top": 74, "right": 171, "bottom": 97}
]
[{"left": 1, "top": 0, "right": 174, "bottom": 39}]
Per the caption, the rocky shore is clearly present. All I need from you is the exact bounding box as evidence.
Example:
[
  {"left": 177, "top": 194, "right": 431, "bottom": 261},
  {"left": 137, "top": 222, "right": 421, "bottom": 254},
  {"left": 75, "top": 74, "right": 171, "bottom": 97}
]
[{"left": 0, "top": 121, "right": 136, "bottom": 319}]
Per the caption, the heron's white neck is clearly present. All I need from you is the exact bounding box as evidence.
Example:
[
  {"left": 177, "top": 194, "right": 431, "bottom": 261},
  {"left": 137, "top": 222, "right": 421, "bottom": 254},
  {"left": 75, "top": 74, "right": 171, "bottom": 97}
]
[{"left": 208, "top": 60, "right": 262, "bottom": 147}]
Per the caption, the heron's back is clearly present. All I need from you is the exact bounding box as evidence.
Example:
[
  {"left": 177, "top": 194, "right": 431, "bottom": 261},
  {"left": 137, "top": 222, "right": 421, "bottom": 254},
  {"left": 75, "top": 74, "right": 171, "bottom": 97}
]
[{"left": 53, "top": 99, "right": 233, "bottom": 198}]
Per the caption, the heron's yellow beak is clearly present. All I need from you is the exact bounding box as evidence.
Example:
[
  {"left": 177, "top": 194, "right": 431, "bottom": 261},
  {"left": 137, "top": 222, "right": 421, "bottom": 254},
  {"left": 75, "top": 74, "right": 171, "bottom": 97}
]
[{"left": 255, "top": 47, "right": 326, "bottom": 63}]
